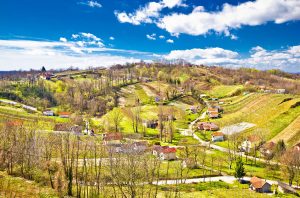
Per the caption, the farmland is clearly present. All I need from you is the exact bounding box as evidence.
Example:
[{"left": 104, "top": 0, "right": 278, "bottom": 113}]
[{"left": 0, "top": 64, "right": 299, "bottom": 197}]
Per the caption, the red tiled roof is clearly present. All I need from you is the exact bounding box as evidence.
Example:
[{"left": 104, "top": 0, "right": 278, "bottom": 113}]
[
  {"left": 59, "top": 112, "right": 71, "bottom": 115},
  {"left": 250, "top": 177, "right": 267, "bottom": 189},
  {"left": 162, "top": 147, "right": 176, "bottom": 153}
]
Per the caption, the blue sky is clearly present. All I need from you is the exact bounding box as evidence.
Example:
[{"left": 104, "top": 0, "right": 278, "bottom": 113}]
[{"left": 0, "top": 0, "right": 300, "bottom": 72}]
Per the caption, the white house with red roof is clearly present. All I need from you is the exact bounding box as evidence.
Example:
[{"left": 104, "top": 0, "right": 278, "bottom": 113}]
[{"left": 153, "top": 146, "right": 177, "bottom": 160}]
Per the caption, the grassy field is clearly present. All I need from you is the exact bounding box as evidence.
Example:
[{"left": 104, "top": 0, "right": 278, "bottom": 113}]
[
  {"left": 271, "top": 115, "right": 300, "bottom": 146},
  {"left": 157, "top": 181, "right": 275, "bottom": 198},
  {"left": 0, "top": 171, "right": 58, "bottom": 197},
  {"left": 206, "top": 85, "right": 244, "bottom": 98}
]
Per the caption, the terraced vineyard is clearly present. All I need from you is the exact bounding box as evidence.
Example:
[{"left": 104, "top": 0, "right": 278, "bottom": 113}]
[{"left": 215, "top": 93, "right": 300, "bottom": 141}]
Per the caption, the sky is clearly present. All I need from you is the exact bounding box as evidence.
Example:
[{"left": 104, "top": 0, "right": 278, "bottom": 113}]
[{"left": 0, "top": 0, "right": 300, "bottom": 72}]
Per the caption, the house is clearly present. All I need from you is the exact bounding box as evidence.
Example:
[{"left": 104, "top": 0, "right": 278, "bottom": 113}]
[
  {"left": 142, "top": 120, "right": 158, "bottom": 129},
  {"left": 240, "top": 135, "right": 262, "bottom": 153},
  {"left": 208, "top": 111, "right": 220, "bottom": 119},
  {"left": 198, "top": 122, "right": 219, "bottom": 131},
  {"left": 132, "top": 141, "right": 148, "bottom": 153},
  {"left": 260, "top": 142, "right": 276, "bottom": 157},
  {"left": 250, "top": 176, "right": 271, "bottom": 193},
  {"left": 40, "top": 72, "right": 53, "bottom": 80},
  {"left": 276, "top": 89, "right": 286, "bottom": 94},
  {"left": 43, "top": 109, "right": 54, "bottom": 116},
  {"left": 211, "top": 132, "right": 224, "bottom": 142},
  {"left": 207, "top": 107, "right": 220, "bottom": 118},
  {"left": 22, "top": 104, "right": 37, "bottom": 112},
  {"left": 103, "top": 133, "right": 123, "bottom": 145},
  {"left": 153, "top": 146, "right": 176, "bottom": 160},
  {"left": 59, "top": 112, "right": 71, "bottom": 118},
  {"left": 277, "top": 181, "right": 298, "bottom": 196}
]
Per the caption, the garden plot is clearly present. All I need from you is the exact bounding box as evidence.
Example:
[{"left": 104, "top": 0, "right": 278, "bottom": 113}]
[{"left": 220, "top": 122, "right": 256, "bottom": 135}]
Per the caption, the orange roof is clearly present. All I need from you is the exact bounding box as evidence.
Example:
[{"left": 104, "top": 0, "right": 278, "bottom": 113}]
[
  {"left": 59, "top": 112, "right": 70, "bottom": 115},
  {"left": 247, "top": 135, "right": 261, "bottom": 143},
  {"left": 212, "top": 132, "right": 224, "bottom": 137},
  {"left": 250, "top": 177, "right": 267, "bottom": 189},
  {"left": 6, "top": 120, "right": 23, "bottom": 127}
]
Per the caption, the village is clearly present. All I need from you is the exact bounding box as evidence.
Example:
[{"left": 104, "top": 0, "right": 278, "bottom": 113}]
[{"left": 0, "top": 65, "right": 300, "bottom": 198}]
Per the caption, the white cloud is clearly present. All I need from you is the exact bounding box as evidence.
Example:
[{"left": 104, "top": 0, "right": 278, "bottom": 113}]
[
  {"left": 109, "top": 36, "right": 115, "bottom": 40},
  {"left": 59, "top": 37, "right": 67, "bottom": 42},
  {"left": 79, "top": 0, "right": 102, "bottom": 8},
  {"left": 230, "top": 35, "right": 238, "bottom": 40},
  {"left": 157, "top": 0, "right": 300, "bottom": 36},
  {"left": 164, "top": 46, "right": 300, "bottom": 72},
  {"left": 146, "top": 34, "right": 156, "bottom": 40},
  {"left": 166, "top": 39, "right": 174, "bottom": 43},
  {"left": 115, "top": 0, "right": 186, "bottom": 25},
  {"left": 159, "top": 35, "right": 165, "bottom": 39},
  {"left": 115, "top": 0, "right": 300, "bottom": 38}
]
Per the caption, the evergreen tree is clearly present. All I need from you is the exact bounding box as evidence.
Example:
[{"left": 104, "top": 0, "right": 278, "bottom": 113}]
[
  {"left": 234, "top": 157, "right": 245, "bottom": 181},
  {"left": 41, "top": 66, "right": 46, "bottom": 72}
]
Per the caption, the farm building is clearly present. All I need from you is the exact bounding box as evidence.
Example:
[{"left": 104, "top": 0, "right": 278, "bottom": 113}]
[
  {"left": 250, "top": 176, "right": 271, "bottom": 193},
  {"left": 153, "top": 146, "right": 176, "bottom": 160},
  {"left": 240, "top": 135, "right": 262, "bottom": 153},
  {"left": 58, "top": 112, "right": 71, "bottom": 118},
  {"left": 211, "top": 132, "right": 224, "bottom": 142},
  {"left": 277, "top": 181, "right": 298, "bottom": 196},
  {"left": 198, "top": 122, "right": 219, "bottom": 131},
  {"left": 276, "top": 89, "right": 286, "bottom": 94},
  {"left": 43, "top": 110, "right": 54, "bottom": 116},
  {"left": 260, "top": 142, "right": 276, "bottom": 157},
  {"left": 103, "top": 132, "right": 123, "bottom": 145}
]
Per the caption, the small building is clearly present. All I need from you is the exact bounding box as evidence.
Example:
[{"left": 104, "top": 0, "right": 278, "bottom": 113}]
[
  {"left": 208, "top": 112, "right": 220, "bottom": 119},
  {"left": 240, "top": 135, "right": 262, "bottom": 153},
  {"left": 277, "top": 181, "right": 298, "bottom": 196},
  {"left": 276, "top": 89, "right": 286, "bottom": 94},
  {"left": 250, "top": 176, "right": 271, "bottom": 193},
  {"left": 59, "top": 112, "right": 71, "bottom": 118},
  {"left": 43, "top": 110, "right": 54, "bottom": 116},
  {"left": 103, "top": 132, "right": 123, "bottom": 145},
  {"left": 198, "top": 122, "right": 219, "bottom": 131},
  {"left": 207, "top": 107, "right": 220, "bottom": 118},
  {"left": 142, "top": 120, "right": 158, "bottom": 129},
  {"left": 211, "top": 132, "right": 224, "bottom": 142},
  {"left": 153, "top": 146, "right": 176, "bottom": 160},
  {"left": 260, "top": 142, "right": 276, "bottom": 157}
]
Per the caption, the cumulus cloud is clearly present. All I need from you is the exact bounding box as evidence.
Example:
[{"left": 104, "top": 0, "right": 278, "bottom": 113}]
[
  {"left": 109, "top": 36, "right": 115, "bottom": 40},
  {"left": 115, "top": 0, "right": 300, "bottom": 38},
  {"left": 158, "top": 0, "right": 300, "bottom": 36},
  {"left": 146, "top": 34, "right": 156, "bottom": 40},
  {"left": 166, "top": 39, "right": 174, "bottom": 43},
  {"left": 79, "top": 0, "right": 102, "bottom": 8},
  {"left": 164, "top": 46, "right": 300, "bottom": 72},
  {"left": 59, "top": 37, "right": 67, "bottom": 42},
  {"left": 0, "top": 34, "right": 152, "bottom": 70},
  {"left": 159, "top": 35, "right": 165, "bottom": 39},
  {"left": 115, "top": 0, "right": 186, "bottom": 25}
]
